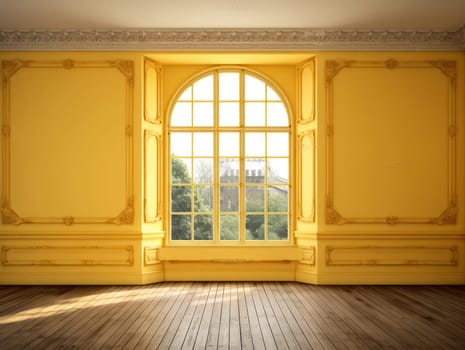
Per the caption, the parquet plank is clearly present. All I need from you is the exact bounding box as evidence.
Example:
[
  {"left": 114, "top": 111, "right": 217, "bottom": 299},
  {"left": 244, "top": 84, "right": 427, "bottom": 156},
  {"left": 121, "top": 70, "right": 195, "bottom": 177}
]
[
  {"left": 243, "top": 282, "right": 266, "bottom": 350},
  {"left": 193, "top": 282, "right": 218, "bottom": 349},
  {"left": 263, "top": 283, "right": 307, "bottom": 349},
  {"left": 250, "top": 282, "right": 278, "bottom": 350},
  {"left": 237, "top": 283, "right": 254, "bottom": 350},
  {"left": 153, "top": 282, "right": 201, "bottom": 348},
  {"left": 133, "top": 282, "right": 192, "bottom": 349},
  {"left": 205, "top": 283, "right": 224, "bottom": 349},
  {"left": 2, "top": 286, "right": 107, "bottom": 350},
  {"left": 99, "top": 282, "right": 173, "bottom": 350},
  {"left": 0, "top": 283, "right": 464, "bottom": 350},
  {"left": 217, "top": 282, "right": 230, "bottom": 349},
  {"left": 181, "top": 283, "right": 213, "bottom": 349},
  {"left": 229, "top": 283, "right": 241, "bottom": 350},
  {"left": 275, "top": 283, "right": 336, "bottom": 349}
]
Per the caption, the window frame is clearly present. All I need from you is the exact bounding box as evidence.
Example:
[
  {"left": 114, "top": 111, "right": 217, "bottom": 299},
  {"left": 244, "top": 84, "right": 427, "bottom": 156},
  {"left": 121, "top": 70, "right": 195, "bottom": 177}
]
[{"left": 165, "top": 66, "right": 294, "bottom": 246}]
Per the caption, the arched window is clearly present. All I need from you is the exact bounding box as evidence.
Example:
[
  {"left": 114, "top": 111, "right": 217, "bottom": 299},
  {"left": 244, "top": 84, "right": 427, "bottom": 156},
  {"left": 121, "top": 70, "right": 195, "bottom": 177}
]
[{"left": 168, "top": 68, "right": 291, "bottom": 243}]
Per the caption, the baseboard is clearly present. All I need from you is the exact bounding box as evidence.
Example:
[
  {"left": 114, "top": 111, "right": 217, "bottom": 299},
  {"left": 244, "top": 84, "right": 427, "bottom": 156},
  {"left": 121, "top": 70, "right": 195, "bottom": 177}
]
[
  {"left": 311, "top": 272, "right": 465, "bottom": 285},
  {"left": 0, "top": 270, "right": 164, "bottom": 285}
]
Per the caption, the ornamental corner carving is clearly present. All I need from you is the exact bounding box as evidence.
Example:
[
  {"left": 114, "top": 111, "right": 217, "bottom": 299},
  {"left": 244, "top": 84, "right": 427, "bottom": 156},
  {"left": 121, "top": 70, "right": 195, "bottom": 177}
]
[
  {"left": 1, "top": 203, "right": 25, "bottom": 225},
  {"left": 325, "top": 60, "right": 342, "bottom": 83},
  {"left": 428, "top": 60, "right": 457, "bottom": 80},
  {"left": 326, "top": 207, "right": 346, "bottom": 224},
  {"left": 113, "top": 60, "right": 134, "bottom": 80},
  {"left": 107, "top": 197, "right": 134, "bottom": 225},
  {"left": 433, "top": 204, "right": 457, "bottom": 225},
  {"left": 326, "top": 60, "right": 354, "bottom": 83},
  {"left": 1, "top": 60, "right": 25, "bottom": 82}
]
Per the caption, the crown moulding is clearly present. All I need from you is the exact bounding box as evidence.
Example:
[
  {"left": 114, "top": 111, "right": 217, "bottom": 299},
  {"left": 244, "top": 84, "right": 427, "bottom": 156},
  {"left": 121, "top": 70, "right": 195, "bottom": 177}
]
[{"left": 0, "top": 25, "right": 464, "bottom": 51}]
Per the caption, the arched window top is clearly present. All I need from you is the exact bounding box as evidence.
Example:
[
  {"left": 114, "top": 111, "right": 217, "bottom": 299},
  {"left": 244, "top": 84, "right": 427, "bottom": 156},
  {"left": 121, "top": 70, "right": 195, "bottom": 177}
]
[{"left": 169, "top": 68, "right": 290, "bottom": 128}]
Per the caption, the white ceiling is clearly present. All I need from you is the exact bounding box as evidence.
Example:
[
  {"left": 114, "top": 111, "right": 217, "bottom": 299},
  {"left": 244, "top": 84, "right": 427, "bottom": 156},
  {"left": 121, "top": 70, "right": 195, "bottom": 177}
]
[{"left": 0, "top": 0, "right": 464, "bottom": 30}]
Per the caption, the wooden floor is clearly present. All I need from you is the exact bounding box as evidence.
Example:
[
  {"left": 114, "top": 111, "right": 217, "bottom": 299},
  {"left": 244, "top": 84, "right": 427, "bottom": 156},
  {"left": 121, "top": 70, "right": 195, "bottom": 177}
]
[{"left": 1, "top": 282, "right": 465, "bottom": 349}]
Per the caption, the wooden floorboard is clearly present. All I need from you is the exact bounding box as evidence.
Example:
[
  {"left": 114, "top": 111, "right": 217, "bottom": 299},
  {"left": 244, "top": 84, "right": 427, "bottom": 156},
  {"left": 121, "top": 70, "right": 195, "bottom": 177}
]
[{"left": 1, "top": 283, "right": 465, "bottom": 349}]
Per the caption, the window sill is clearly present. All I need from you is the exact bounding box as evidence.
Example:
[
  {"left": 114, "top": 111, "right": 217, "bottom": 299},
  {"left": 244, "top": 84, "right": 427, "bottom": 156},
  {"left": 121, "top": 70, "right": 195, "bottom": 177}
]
[{"left": 158, "top": 246, "right": 301, "bottom": 262}]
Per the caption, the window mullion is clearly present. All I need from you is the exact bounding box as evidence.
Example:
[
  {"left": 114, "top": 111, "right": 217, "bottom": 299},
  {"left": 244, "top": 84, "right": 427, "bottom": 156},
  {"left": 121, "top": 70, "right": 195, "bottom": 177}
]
[
  {"left": 213, "top": 72, "right": 219, "bottom": 243},
  {"left": 239, "top": 70, "right": 245, "bottom": 243}
]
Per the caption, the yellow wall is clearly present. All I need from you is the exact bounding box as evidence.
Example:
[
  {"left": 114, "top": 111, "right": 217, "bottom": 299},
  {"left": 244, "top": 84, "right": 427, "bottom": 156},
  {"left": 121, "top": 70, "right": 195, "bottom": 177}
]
[
  {"left": 0, "top": 51, "right": 464, "bottom": 284},
  {"left": 296, "top": 51, "right": 465, "bottom": 284}
]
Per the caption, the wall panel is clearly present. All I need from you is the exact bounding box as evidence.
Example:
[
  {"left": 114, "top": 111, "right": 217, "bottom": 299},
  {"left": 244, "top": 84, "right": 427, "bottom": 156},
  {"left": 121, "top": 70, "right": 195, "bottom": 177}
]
[
  {"left": 326, "top": 59, "right": 456, "bottom": 225},
  {"left": 1, "top": 60, "right": 134, "bottom": 225}
]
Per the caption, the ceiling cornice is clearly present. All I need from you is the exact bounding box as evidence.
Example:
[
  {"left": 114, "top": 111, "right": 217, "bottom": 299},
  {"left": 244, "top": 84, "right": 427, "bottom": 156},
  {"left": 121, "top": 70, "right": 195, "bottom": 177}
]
[{"left": 1, "top": 25, "right": 464, "bottom": 51}]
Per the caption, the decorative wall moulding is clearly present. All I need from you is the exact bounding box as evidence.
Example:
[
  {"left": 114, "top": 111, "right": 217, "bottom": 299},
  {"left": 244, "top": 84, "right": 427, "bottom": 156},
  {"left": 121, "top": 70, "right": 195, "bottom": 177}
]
[
  {"left": 1, "top": 245, "right": 134, "bottom": 266},
  {"left": 1, "top": 59, "right": 135, "bottom": 225},
  {"left": 325, "top": 59, "right": 457, "bottom": 225},
  {"left": 0, "top": 25, "right": 464, "bottom": 51},
  {"left": 325, "top": 245, "right": 459, "bottom": 266}
]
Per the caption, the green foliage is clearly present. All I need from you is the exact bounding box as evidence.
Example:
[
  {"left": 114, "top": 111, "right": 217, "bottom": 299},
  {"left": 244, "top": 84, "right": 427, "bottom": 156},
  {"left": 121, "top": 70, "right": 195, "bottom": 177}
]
[
  {"left": 220, "top": 215, "right": 239, "bottom": 240},
  {"left": 246, "top": 214, "right": 264, "bottom": 240},
  {"left": 171, "top": 158, "right": 212, "bottom": 240},
  {"left": 268, "top": 215, "right": 288, "bottom": 240},
  {"left": 171, "top": 158, "right": 288, "bottom": 241}
]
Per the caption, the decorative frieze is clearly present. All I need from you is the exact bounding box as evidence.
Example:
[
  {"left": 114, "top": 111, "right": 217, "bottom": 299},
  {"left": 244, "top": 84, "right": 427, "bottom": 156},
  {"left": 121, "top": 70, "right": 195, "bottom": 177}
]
[{"left": 0, "top": 25, "right": 464, "bottom": 51}]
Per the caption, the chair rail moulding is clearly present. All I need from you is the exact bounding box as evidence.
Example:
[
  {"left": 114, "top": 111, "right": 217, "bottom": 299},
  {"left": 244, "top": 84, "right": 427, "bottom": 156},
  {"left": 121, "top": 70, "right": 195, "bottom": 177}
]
[
  {"left": 0, "top": 25, "right": 464, "bottom": 51},
  {"left": 325, "top": 59, "right": 457, "bottom": 225},
  {"left": 1, "top": 59, "right": 135, "bottom": 225}
]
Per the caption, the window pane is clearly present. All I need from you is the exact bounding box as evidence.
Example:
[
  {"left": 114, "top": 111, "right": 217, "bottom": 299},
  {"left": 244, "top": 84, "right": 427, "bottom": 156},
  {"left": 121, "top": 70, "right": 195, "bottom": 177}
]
[
  {"left": 220, "top": 158, "right": 239, "bottom": 183},
  {"left": 268, "top": 215, "right": 288, "bottom": 240},
  {"left": 245, "top": 132, "right": 265, "bottom": 156},
  {"left": 219, "top": 102, "right": 239, "bottom": 126},
  {"left": 171, "top": 158, "right": 191, "bottom": 184},
  {"left": 245, "top": 75, "right": 265, "bottom": 100},
  {"left": 178, "top": 86, "right": 192, "bottom": 101},
  {"left": 268, "top": 158, "right": 289, "bottom": 183},
  {"left": 194, "top": 215, "right": 213, "bottom": 240},
  {"left": 171, "top": 102, "right": 192, "bottom": 126},
  {"left": 170, "top": 132, "right": 191, "bottom": 156},
  {"left": 171, "top": 186, "right": 191, "bottom": 212},
  {"left": 194, "top": 186, "right": 213, "bottom": 212},
  {"left": 194, "top": 158, "right": 213, "bottom": 184},
  {"left": 246, "top": 158, "right": 265, "bottom": 184},
  {"left": 193, "top": 132, "right": 213, "bottom": 156},
  {"left": 219, "top": 132, "right": 239, "bottom": 157},
  {"left": 219, "top": 72, "right": 240, "bottom": 100},
  {"left": 171, "top": 214, "right": 191, "bottom": 240},
  {"left": 267, "top": 86, "right": 280, "bottom": 101},
  {"left": 220, "top": 215, "right": 239, "bottom": 240},
  {"left": 193, "top": 102, "right": 213, "bottom": 126},
  {"left": 246, "top": 186, "right": 264, "bottom": 212},
  {"left": 267, "top": 102, "right": 288, "bottom": 126},
  {"left": 246, "top": 215, "right": 264, "bottom": 240},
  {"left": 220, "top": 186, "right": 239, "bottom": 212},
  {"left": 245, "top": 102, "right": 266, "bottom": 126},
  {"left": 268, "top": 186, "right": 288, "bottom": 212},
  {"left": 193, "top": 75, "right": 213, "bottom": 100},
  {"left": 267, "top": 133, "right": 288, "bottom": 156}
]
